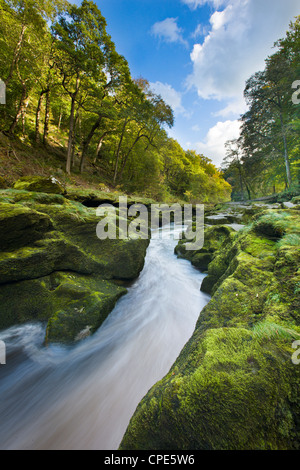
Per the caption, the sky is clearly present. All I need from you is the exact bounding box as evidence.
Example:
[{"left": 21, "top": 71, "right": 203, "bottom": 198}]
[{"left": 94, "top": 0, "right": 299, "bottom": 168}]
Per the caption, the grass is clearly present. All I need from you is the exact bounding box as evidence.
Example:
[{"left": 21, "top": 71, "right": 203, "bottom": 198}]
[{"left": 252, "top": 319, "right": 300, "bottom": 342}]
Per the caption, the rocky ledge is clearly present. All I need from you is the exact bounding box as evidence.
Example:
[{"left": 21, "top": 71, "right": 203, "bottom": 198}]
[
  {"left": 0, "top": 177, "right": 149, "bottom": 344},
  {"left": 120, "top": 202, "right": 300, "bottom": 450}
]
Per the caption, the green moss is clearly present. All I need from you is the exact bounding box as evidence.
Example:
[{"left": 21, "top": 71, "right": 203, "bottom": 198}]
[
  {"left": 0, "top": 189, "right": 66, "bottom": 206},
  {"left": 13, "top": 175, "right": 65, "bottom": 195},
  {"left": 120, "top": 207, "right": 300, "bottom": 450},
  {"left": 0, "top": 277, "right": 54, "bottom": 329},
  {"left": 0, "top": 270, "right": 127, "bottom": 342},
  {"left": 176, "top": 224, "right": 235, "bottom": 273},
  {"left": 45, "top": 274, "right": 127, "bottom": 344},
  {"left": 0, "top": 193, "right": 150, "bottom": 341},
  {"left": 120, "top": 327, "right": 299, "bottom": 450},
  {"left": 0, "top": 202, "right": 53, "bottom": 251}
]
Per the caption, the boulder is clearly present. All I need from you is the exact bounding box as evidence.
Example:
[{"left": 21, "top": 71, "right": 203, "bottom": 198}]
[
  {"left": 175, "top": 224, "right": 235, "bottom": 273},
  {"left": 0, "top": 192, "right": 150, "bottom": 343},
  {"left": 119, "top": 209, "right": 300, "bottom": 450},
  {"left": 45, "top": 273, "right": 127, "bottom": 344},
  {"left": 0, "top": 272, "right": 127, "bottom": 342},
  {"left": 13, "top": 176, "right": 65, "bottom": 195},
  {"left": 0, "top": 203, "right": 53, "bottom": 251}
]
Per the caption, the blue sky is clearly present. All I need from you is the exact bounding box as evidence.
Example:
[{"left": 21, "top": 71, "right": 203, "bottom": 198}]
[{"left": 95, "top": 0, "right": 299, "bottom": 168}]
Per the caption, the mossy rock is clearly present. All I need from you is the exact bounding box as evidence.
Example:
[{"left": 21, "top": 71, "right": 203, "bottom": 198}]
[
  {"left": 0, "top": 194, "right": 150, "bottom": 338},
  {"left": 191, "top": 252, "right": 213, "bottom": 271},
  {"left": 0, "top": 202, "right": 53, "bottom": 251},
  {"left": 175, "top": 225, "right": 235, "bottom": 272},
  {"left": 0, "top": 271, "right": 127, "bottom": 342},
  {"left": 0, "top": 189, "right": 66, "bottom": 206},
  {"left": 29, "top": 201, "right": 150, "bottom": 281},
  {"left": 0, "top": 197, "right": 150, "bottom": 284},
  {"left": 0, "top": 277, "right": 55, "bottom": 329},
  {"left": 120, "top": 209, "right": 300, "bottom": 450},
  {"left": 252, "top": 210, "right": 293, "bottom": 239},
  {"left": 120, "top": 327, "right": 299, "bottom": 450},
  {"left": 291, "top": 196, "right": 300, "bottom": 205},
  {"left": 13, "top": 176, "right": 65, "bottom": 195},
  {"left": 0, "top": 236, "right": 103, "bottom": 284},
  {"left": 45, "top": 274, "right": 127, "bottom": 344}
]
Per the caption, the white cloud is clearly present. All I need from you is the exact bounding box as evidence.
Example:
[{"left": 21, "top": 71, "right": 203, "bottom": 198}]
[
  {"left": 213, "top": 96, "right": 248, "bottom": 118},
  {"left": 210, "top": 9, "right": 227, "bottom": 31},
  {"left": 150, "top": 81, "right": 187, "bottom": 115},
  {"left": 151, "top": 18, "right": 188, "bottom": 47},
  {"left": 193, "top": 120, "right": 242, "bottom": 167},
  {"left": 187, "top": 0, "right": 300, "bottom": 105},
  {"left": 182, "top": 0, "right": 228, "bottom": 9}
]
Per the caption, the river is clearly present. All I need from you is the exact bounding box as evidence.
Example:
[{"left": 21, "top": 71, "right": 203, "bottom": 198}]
[{"left": 0, "top": 224, "right": 210, "bottom": 450}]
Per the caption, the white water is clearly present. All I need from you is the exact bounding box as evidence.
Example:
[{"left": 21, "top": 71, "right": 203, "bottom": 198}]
[{"left": 0, "top": 225, "right": 210, "bottom": 450}]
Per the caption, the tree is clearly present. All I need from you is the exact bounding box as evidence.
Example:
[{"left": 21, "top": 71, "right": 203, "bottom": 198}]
[{"left": 51, "top": 0, "right": 115, "bottom": 174}]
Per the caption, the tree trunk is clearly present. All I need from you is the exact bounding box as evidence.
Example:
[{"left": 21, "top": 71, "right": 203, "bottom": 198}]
[
  {"left": 113, "top": 118, "right": 128, "bottom": 184},
  {"left": 94, "top": 135, "right": 105, "bottom": 163},
  {"left": 57, "top": 109, "right": 63, "bottom": 130},
  {"left": 21, "top": 97, "right": 29, "bottom": 135},
  {"left": 43, "top": 90, "right": 50, "bottom": 145},
  {"left": 279, "top": 112, "right": 292, "bottom": 187},
  {"left": 237, "top": 162, "right": 244, "bottom": 201},
  {"left": 80, "top": 115, "right": 102, "bottom": 173},
  {"left": 66, "top": 95, "right": 76, "bottom": 175},
  {"left": 119, "top": 132, "right": 147, "bottom": 181},
  {"left": 8, "top": 83, "right": 27, "bottom": 135},
  {"left": 66, "top": 76, "right": 80, "bottom": 175},
  {"left": 35, "top": 90, "right": 48, "bottom": 144},
  {"left": 5, "top": 24, "right": 27, "bottom": 87}
]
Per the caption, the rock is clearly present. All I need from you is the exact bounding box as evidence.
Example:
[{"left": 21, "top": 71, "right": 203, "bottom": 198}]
[
  {"left": 224, "top": 223, "right": 245, "bottom": 232},
  {"left": 282, "top": 201, "right": 297, "bottom": 209},
  {"left": 0, "top": 277, "right": 55, "bottom": 329},
  {"left": 0, "top": 237, "right": 100, "bottom": 284},
  {"left": 291, "top": 196, "right": 300, "bottom": 205},
  {"left": 120, "top": 327, "right": 300, "bottom": 450},
  {"left": 0, "top": 271, "right": 127, "bottom": 342},
  {"left": 175, "top": 224, "right": 235, "bottom": 273},
  {"left": 0, "top": 189, "right": 66, "bottom": 206},
  {"left": 252, "top": 211, "right": 289, "bottom": 239},
  {"left": 205, "top": 213, "right": 230, "bottom": 225},
  {"left": 13, "top": 176, "right": 65, "bottom": 194},
  {"left": 191, "top": 252, "right": 213, "bottom": 271},
  {"left": 0, "top": 203, "right": 53, "bottom": 251},
  {"left": 45, "top": 274, "right": 127, "bottom": 344},
  {"left": 75, "top": 326, "right": 92, "bottom": 342},
  {"left": 119, "top": 208, "right": 300, "bottom": 450},
  {"left": 0, "top": 190, "right": 149, "bottom": 343}
]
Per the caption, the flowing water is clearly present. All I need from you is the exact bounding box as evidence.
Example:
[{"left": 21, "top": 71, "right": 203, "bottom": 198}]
[{"left": 0, "top": 225, "right": 210, "bottom": 450}]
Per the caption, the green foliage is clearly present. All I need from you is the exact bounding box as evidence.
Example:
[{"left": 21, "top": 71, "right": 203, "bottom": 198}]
[
  {"left": 222, "top": 16, "right": 300, "bottom": 200},
  {"left": 0, "top": 0, "right": 230, "bottom": 204}
]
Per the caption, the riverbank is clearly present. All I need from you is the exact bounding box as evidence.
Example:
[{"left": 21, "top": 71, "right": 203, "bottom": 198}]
[
  {"left": 120, "top": 200, "right": 300, "bottom": 450},
  {"left": 0, "top": 176, "right": 150, "bottom": 344},
  {"left": 0, "top": 224, "right": 210, "bottom": 450}
]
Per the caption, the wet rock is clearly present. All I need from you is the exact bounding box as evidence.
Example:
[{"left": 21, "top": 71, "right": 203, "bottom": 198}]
[
  {"left": 0, "top": 189, "right": 150, "bottom": 343},
  {"left": 120, "top": 208, "right": 300, "bottom": 450},
  {"left": 0, "top": 203, "right": 53, "bottom": 251}
]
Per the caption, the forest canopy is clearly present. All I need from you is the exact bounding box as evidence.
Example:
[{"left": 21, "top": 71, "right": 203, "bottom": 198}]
[{"left": 0, "top": 0, "right": 231, "bottom": 203}]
